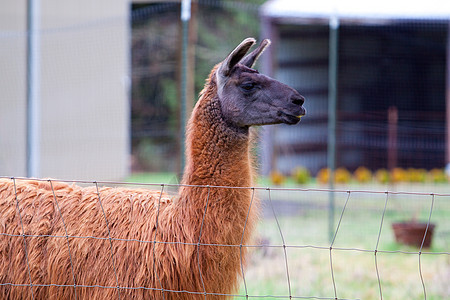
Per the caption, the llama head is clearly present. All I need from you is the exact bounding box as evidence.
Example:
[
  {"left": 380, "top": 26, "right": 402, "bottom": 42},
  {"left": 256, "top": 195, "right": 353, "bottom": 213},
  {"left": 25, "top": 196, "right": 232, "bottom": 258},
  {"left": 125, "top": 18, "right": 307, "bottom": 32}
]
[{"left": 216, "top": 38, "right": 305, "bottom": 128}]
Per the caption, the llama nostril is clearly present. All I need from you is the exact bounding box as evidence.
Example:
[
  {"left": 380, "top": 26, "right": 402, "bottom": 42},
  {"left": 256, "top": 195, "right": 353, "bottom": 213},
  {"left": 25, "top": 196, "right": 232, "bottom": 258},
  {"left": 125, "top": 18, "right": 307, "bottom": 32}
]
[{"left": 291, "top": 95, "right": 305, "bottom": 106}]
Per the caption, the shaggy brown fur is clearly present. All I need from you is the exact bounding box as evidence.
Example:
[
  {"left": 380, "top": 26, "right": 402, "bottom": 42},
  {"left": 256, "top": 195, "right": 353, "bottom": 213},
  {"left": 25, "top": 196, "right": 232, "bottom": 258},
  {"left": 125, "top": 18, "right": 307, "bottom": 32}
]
[{"left": 0, "top": 69, "right": 256, "bottom": 300}]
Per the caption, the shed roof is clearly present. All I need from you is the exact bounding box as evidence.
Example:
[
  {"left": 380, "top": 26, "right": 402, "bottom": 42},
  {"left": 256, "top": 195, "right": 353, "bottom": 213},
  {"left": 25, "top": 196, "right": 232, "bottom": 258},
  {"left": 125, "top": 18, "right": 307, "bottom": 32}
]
[{"left": 261, "top": 0, "right": 450, "bottom": 23}]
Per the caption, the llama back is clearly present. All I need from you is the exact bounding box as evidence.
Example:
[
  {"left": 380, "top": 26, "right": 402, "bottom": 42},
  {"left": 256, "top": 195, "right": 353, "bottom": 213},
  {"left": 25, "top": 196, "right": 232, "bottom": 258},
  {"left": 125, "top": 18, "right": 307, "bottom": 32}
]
[
  {"left": 0, "top": 178, "right": 235, "bottom": 299},
  {"left": 0, "top": 179, "right": 83, "bottom": 298},
  {"left": 0, "top": 178, "right": 175, "bottom": 299}
]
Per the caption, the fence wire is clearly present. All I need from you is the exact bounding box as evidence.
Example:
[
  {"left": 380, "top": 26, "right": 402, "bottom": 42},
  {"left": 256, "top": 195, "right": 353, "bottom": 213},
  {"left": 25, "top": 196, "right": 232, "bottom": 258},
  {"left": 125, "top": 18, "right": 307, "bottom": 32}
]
[{"left": 1, "top": 176, "right": 449, "bottom": 299}]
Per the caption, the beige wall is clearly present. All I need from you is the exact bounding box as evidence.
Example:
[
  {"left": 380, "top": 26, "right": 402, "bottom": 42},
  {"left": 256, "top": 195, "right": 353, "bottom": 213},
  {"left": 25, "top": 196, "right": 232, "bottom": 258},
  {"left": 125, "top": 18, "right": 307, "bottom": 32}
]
[
  {"left": 0, "top": 0, "right": 130, "bottom": 180},
  {"left": 0, "top": 0, "right": 28, "bottom": 176}
]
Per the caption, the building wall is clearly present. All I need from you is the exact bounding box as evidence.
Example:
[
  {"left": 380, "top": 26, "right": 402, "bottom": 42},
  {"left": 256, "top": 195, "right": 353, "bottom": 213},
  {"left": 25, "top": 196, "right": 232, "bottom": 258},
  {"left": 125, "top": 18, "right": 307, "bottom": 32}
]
[
  {"left": 274, "top": 25, "right": 330, "bottom": 174},
  {"left": 260, "top": 23, "right": 331, "bottom": 175},
  {"left": 0, "top": 0, "right": 130, "bottom": 180},
  {"left": 0, "top": 0, "right": 28, "bottom": 176},
  {"left": 260, "top": 19, "right": 448, "bottom": 175}
]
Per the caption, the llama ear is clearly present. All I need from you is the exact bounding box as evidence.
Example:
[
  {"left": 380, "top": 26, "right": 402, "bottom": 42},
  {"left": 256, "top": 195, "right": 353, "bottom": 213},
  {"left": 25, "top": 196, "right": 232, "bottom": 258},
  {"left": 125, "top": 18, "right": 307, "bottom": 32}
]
[
  {"left": 217, "top": 37, "right": 256, "bottom": 79},
  {"left": 240, "top": 39, "right": 271, "bottom": 68}
]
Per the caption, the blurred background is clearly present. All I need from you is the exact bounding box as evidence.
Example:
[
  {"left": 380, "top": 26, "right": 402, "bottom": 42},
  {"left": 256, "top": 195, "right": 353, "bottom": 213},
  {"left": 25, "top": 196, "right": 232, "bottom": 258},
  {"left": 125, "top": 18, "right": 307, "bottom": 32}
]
[{"left": 1, "top": 0, "right": 450, "bottom": 184}]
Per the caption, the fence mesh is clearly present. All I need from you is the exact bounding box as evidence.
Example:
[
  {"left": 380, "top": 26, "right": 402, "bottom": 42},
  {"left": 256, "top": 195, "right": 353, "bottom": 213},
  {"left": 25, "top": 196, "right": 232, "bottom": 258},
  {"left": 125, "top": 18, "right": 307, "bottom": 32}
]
[{"left": 1, "top": 177, "right": 449, "bottom": 299}]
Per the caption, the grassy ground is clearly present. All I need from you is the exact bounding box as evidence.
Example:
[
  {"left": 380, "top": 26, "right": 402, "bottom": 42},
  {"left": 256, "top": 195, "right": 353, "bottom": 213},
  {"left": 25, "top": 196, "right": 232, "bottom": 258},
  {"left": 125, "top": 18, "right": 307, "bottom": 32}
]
[
  {"left": 242, "top": 186, "right": 450, "bottom": 300},
  {"left": 126, "top": 173, "right": 450, "bottom": 299},
  {"left": 126, "top": 172, "right": 180, "bottom": 184}
]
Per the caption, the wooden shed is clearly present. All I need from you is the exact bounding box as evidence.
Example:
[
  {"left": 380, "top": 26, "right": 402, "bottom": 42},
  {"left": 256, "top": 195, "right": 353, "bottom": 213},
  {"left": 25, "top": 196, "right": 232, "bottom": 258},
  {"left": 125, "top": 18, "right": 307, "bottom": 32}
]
[{"left": 259, "top": 0, "right": 450, "bottom": 175}]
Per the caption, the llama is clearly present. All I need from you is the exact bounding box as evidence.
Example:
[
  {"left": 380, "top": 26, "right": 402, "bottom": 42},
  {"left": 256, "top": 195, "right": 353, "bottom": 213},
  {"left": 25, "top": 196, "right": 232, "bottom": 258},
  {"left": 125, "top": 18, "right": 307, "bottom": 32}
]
[{"left": 0, "top": 38, "right": 305, "bottom": 299}]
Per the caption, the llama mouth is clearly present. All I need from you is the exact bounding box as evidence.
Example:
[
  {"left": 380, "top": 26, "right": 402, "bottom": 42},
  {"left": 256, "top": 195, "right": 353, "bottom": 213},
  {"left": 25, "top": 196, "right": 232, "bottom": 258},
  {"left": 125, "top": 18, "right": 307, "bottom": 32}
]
[
  {"left": 281, "top": 112, "right": 304, "bottom": 124},
  {"left": 280, "top": 108, "right": 306, "bottom": 124}
]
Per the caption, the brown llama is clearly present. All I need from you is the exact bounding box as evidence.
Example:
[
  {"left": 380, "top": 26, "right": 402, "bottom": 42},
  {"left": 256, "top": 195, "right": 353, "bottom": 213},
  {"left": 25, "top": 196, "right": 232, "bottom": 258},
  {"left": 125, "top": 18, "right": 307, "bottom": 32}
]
[{"left": 0, "top": 38, "right": 305, "bottom": 299}]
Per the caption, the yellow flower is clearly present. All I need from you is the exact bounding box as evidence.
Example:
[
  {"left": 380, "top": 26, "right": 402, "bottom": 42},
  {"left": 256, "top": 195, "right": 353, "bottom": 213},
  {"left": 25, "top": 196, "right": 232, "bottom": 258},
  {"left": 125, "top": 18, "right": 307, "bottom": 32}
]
[
  {"left": 270, "top": 170, "right": 285, "bottom": 186},
  {"left": 317, "top": 168, "right": 330, "bottom": 184},
  {"left": 292, "top": 167, "right": 311, "bottom": 184},
  {"left": 354, "top": 166, "right": 372, "bottom": 183},
  {"left": 375, "top": 169, "right": 389, "bottom": 184}
]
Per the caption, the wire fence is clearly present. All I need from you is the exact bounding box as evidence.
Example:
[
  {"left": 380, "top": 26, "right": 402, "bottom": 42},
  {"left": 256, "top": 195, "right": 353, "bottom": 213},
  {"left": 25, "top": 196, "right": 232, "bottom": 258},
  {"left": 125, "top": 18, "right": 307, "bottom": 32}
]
[{"left": 1, "top": 176, "right": 449, "bottom": 299}]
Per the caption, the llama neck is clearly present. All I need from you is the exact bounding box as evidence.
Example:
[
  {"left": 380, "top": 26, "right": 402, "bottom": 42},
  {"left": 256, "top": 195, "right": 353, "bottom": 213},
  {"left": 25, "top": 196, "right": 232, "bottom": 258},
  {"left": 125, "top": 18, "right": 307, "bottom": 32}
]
[
  {"left": 177, "top": 87, "right": 257, "bottom": 295},
  {"left": 181, "top": 96, "right": 253, "bottom": 188},
  {"left": 179, "top": 91, "right": 256, "bottom": 247}
]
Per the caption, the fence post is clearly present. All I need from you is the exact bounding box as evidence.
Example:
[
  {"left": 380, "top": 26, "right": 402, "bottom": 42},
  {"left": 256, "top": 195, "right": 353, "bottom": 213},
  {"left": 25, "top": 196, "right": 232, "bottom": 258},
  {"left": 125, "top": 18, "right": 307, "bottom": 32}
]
[
  {"left": 26, "top": 0, "right": 41, "bottom": 178},
  {"left": 445, "top": 23, "right": 450, "bottom": 176},
  {"left": 388, "top": 106, "right": 398, "bottom": 171},
  {"left": 327, "top": 15, "right": 339, "bottom": 242},
  {"left": 180, "top": 0, "right": 191, "bottom": 178}
]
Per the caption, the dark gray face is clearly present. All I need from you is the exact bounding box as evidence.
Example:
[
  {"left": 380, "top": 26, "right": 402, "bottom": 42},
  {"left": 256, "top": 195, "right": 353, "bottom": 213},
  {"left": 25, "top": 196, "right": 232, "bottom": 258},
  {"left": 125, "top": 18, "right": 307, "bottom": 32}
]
[
  {"left": 216, "top": 38, "right": 305, "bottom": 128},
  {"left": 219, "top": 65, "right": 305, "bottom": 127}
]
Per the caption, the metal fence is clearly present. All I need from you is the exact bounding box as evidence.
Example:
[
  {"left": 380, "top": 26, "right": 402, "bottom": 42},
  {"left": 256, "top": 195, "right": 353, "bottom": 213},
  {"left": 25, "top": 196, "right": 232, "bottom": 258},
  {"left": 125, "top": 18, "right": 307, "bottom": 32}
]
[{"left": 1, "top": 177, "right": 449, "bottom": 299}]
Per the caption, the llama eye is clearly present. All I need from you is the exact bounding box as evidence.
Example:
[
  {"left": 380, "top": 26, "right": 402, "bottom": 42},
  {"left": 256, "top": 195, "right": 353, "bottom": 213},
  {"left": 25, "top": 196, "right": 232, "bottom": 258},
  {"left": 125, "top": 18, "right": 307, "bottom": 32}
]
[{"left": 240, "top": 82, "right": 256, "bottom": 91}]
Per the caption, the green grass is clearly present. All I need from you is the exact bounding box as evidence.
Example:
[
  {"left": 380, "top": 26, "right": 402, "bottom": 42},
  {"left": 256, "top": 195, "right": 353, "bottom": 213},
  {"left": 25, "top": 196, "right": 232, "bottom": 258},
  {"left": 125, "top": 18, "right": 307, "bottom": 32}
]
[
  {"left": 125, "top": 172, "right": 179, "bottom": 184},
  {"left": 240, "top": 187, "right": 450, "bottom": 300}
]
